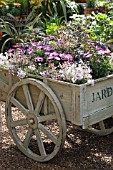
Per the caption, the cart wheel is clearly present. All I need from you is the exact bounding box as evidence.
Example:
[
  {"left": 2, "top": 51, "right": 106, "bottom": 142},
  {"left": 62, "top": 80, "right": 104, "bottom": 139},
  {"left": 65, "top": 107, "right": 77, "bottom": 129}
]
[
  {"left": 5, "top": 78, "right": 66, "bottom": 162},
  {"left": 87, "top": 117, "right": 113, "bottom": 136}
]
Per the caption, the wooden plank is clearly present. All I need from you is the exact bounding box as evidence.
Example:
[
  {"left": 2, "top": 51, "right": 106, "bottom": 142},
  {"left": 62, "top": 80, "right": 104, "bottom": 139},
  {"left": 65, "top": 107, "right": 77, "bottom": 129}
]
[
  {"left": 72, "top": 85, "right": 82, "bottom": 125},
  {"left": 86, "top": 77, "right": 113, "bottom": 115},
  {"left": 0, "top": 102, "right": 2, "bottom": 140},
  {"left": 87, "top": 104, "right": 113, "bottom": 126},
  {"left": 80, "top": 85, "right": 88, "bottom": 129}
]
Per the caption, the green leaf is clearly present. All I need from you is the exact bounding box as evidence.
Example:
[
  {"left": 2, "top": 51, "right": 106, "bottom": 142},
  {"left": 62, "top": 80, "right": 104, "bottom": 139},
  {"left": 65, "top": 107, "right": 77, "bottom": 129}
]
[{"left": 60, "top": 0, "right": 67, "bottom": 22}]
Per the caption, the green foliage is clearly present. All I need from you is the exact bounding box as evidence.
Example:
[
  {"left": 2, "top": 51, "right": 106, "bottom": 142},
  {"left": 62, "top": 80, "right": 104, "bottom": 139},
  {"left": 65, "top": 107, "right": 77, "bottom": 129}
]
[
  {"left": 0, "top": 10, "right": 41, "bottom": 52},
  {"left": 32, "top": 0, "right": 79, "bottom": 23},
  {"left": 88, "top": 48, "right": 112, "bottom": 79},
  {"left": 86, "top": 12, "right": 113, "bottom": 42},
  {"left": 86, "top": 0, "right": 97, "bottom": 8},
  {"left": 46, "top": 23, "right": 59, "bottom": 34},
  {"left": 0, "top": 0, "right": 30, "bottom": 16}
]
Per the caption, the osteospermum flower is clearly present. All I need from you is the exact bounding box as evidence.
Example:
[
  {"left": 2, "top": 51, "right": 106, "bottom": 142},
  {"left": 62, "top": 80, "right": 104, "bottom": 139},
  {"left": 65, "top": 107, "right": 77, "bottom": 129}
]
[
  {"left": 42, "top": 45, "right": 53, "bottom": 51},
  {"left": 60, "top": 53, "right": 73, "bottom": 62},
  {"left": 32, "top": 42, "right": 40, "bottom": 47},
  {"left": 84, "top": 52, "right": 93, "bottom": 58},
  {"left": 27, "top": 46, "right": 34, "bottom": 54},
  {"left": 47, "top": 52, "right": 60, "bottom": 61},
  {"left": 96, "top": 46, "right": 111, "bottom": 55},
  {"left": 34, "top": 56, "right": 44, "bottom": 62}
]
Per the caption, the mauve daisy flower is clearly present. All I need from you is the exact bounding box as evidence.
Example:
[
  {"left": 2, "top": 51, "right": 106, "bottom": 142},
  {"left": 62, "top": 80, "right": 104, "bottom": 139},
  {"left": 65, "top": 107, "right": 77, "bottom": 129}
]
[
  {"left": 48, "top": 52, "right": 60, "bottom": 60},
  {"left": 45, "top": 52, "right": 50, "bottom": 55},
  {"left": 27, "top": 46, "right": 34, "bottom": 54},
  {"left": 7, "top": 48, "right": 15, "bottom": 53},
  {"left": 60, "top": 53, "right": 73, "bottom": 61},
  {"left": 33, "top": 42, "right": 40, "bottom": 47},
  {"left": 96, "top": 46, "right": 111, "bottom": 55},
  {"left": 84, "top": 52, "right": 93, "bottom": 58},
  {"left": 34, "top": 56, "right": 44, "bottom": 62}
]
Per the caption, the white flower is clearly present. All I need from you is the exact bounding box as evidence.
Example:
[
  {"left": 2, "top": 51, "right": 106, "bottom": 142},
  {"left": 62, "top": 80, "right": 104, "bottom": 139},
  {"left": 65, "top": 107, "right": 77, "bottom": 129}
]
[
  {"left": 0, "top": 53, "right": 9, "bottom": 66},
  {"left": 28, "top": 65, "right": 36, "bottom": 70},
  {"left": 87, "top": 79, "right": 94, "bottom": 86},
  {"left": 92, "top": 21, "right": 97, "bottom": 26},
  {"left": 17, "top": 68, "right": 26, "bottom": 78}
]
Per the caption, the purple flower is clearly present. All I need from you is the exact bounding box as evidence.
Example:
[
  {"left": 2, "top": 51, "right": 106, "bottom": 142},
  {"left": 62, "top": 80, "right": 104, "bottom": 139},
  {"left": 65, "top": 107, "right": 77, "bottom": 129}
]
[
  {"left": 7, "top": 48, "right": 15, "bottom": 53},
  {"left": 27, "top": 46, "right": 34, "bottom": 54},
  {"left": 42, "top": 45, "right": 53, "bottom": 51},
  {"left": 60, "top": 53, "right": 73, "bottom": 61},
  {"left": 96, "top": 59, "right": 101, "bottom": 63},
  {"left": 96, "top": 46, "right": 111, "bottom": 55},
  {"left": 43, "top": 37, "right": 50, "bottom": 42},
  {"left": 13, "top": 43, "right": 24, "bottom": 48},
  {"left": 34, "top": 56, "right": 44, "bottom": 62},
  {"left": 48, "top": 52, "right": 60, "bottom": 60},
  {"left": 45, "top": 52, "right": 50, "bottom": 55},
  {"left": 84, "top": 52, "right": 93, "bottom": 58},
  {"left": 33, "top": 42, "right": 40, "bottom": 47}
]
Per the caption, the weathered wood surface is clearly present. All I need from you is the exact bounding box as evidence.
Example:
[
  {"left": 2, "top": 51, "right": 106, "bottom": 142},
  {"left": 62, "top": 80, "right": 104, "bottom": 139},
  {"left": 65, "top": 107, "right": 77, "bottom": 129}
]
[
  {"left": 5, "top": 78, "right": 66, "bottom": 162},
  {"left": 0, "top": 103, "right": 2, "bottom": 137},
  {"left": 0, "top": 69, "right": 113, "bottom": 129}
]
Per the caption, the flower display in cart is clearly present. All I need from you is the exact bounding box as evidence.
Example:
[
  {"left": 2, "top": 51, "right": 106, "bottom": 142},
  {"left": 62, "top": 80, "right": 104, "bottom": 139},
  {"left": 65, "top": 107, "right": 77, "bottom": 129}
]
[{"left": 0, "top": 21, "right": 113, "bottom": 84}]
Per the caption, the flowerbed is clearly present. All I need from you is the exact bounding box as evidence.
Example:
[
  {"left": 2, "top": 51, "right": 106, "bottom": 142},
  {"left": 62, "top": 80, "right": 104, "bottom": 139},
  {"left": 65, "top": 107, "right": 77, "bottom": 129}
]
[{"left": 0, "top": 21, "right": 113, "bottom": 85}]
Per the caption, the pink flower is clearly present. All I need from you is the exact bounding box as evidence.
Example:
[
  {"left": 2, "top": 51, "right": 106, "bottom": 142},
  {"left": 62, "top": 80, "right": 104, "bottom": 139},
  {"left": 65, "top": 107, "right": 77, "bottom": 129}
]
[
  {"left": 60, "top": 53, "right": 73, "bottom": 61},
  {"left": 27, "top": 46, "right": 34, "bottom": 54},
  {"left": 47, "top": 52, "right": 60, "bottom": 60},
  {"left": 96, "top": 46, "right": 111, "bottom": 55},
  {"left": 96, "top": 59, "right": 101, "bottom": 63},
  {"left": 34, "top": 56, "right": 44, "bottom": 62},
  {"left": 84, "top": 52, "right": 93, "bottom": 58}
]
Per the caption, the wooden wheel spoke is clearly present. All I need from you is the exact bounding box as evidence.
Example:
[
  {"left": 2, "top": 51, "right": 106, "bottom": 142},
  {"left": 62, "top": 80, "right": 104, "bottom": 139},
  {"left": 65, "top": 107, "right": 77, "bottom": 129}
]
[
  {"left": 99, "top": 121, "right": 105, "bottom": 130},
  {"left": 38, "top": 124, "right": 57, "bottom": 144},
  {"left": 34, "top": 129, "right": 46, "bottom": 157},
  {"left": 23, "top": 84, "right": 34, "bottom": 112},
  {"left": 23, "top": 128, "right": 33, "bottom": 148},
  {"left": 11, "top": 119, "right": 27, "bottom": 127},
  {"left": 11, "top": 97, "right": 28, "bottom": 115},
  {"left": 35, "top": 91, "right": 45, "bottom": 115},
  {"left": 39, "top": 113, "right": 57, "bottom": 123},
  {"left": 6, "top": 78, "right": 66, "bottom": 162}
]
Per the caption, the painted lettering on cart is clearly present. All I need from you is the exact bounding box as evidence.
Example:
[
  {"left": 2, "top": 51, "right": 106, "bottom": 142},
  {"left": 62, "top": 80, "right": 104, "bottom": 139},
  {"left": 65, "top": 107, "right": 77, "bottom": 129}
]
[{"left": 92, "top": 87, "right": 113, "bottom": 102}]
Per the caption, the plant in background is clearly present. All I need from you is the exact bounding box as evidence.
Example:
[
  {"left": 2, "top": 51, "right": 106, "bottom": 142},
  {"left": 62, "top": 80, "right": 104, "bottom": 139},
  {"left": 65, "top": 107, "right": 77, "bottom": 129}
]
[
  {"left": 30, "top": 0, "right": 79, "bottom": 24},
  {"left": 86, "top": 0, "right": 97, "bottom": 8},
  {"left": 0, "top": 10, "right": 41, "bottom": 52},
  {"left": 16, "top": 0, "right": 30, "bottom": 15},
  {"left": 29, "top": 0, "right": 43, "bottom": 9},
  {"left": 85, "top": 12, "right": 113, "bottom": 43},
  {"left": 0, "top": 0, "right": 21, "bottom": 16}
]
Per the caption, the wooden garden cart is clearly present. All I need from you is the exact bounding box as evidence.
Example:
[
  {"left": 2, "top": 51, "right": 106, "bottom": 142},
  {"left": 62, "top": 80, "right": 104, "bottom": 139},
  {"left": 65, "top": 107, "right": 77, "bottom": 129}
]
[{"left": 1, "top": 68, "right": 113, "bottom": 162}]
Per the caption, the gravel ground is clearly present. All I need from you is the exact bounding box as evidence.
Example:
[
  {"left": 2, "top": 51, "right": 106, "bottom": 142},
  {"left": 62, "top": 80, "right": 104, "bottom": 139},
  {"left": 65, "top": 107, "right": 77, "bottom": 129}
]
[{"left": 1, "top": 102, "right": 113, "bottom": 170}]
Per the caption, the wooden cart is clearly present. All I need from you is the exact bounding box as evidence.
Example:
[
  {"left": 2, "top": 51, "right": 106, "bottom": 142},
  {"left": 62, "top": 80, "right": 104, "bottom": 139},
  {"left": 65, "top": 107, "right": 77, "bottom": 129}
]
[{"left": 1, "top": 68, "right": 113, "bottom": 162}]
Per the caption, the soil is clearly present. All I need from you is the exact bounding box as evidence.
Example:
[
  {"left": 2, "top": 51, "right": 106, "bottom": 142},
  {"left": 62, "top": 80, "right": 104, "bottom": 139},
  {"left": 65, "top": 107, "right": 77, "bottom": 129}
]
[{"left": 1, "top": 102, "right": 113, "bottom": 170}]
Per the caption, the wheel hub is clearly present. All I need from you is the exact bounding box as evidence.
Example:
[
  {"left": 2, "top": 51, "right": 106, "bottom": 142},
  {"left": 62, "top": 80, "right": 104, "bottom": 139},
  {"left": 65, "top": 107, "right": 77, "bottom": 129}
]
[{"left": 27, "top": 113, "right": 38, "bottom": 129}]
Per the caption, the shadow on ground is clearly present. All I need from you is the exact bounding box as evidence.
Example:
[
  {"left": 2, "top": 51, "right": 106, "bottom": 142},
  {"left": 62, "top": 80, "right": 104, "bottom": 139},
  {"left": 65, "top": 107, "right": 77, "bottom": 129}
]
[{"left": 1, "top": 123, "right": 113, "bottom": 170}]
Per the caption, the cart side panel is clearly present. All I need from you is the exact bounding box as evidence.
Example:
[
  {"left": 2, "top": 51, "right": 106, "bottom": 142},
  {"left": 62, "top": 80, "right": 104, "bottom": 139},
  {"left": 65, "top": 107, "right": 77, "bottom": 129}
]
[
  {"left": 44, "top": 79, "right": 82, "bottom": 126},
  {"left": 0, "top": 69, "right": 20, "bottom": 101},
  {"left": 83, "top": 76, "right": 113, "bottom": 128}
]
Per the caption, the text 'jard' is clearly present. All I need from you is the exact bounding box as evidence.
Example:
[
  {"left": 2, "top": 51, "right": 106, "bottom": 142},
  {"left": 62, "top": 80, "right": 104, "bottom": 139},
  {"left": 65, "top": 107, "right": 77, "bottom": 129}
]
[{"left": 92, "top": 87, "right": 113, "bottom": 102}]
